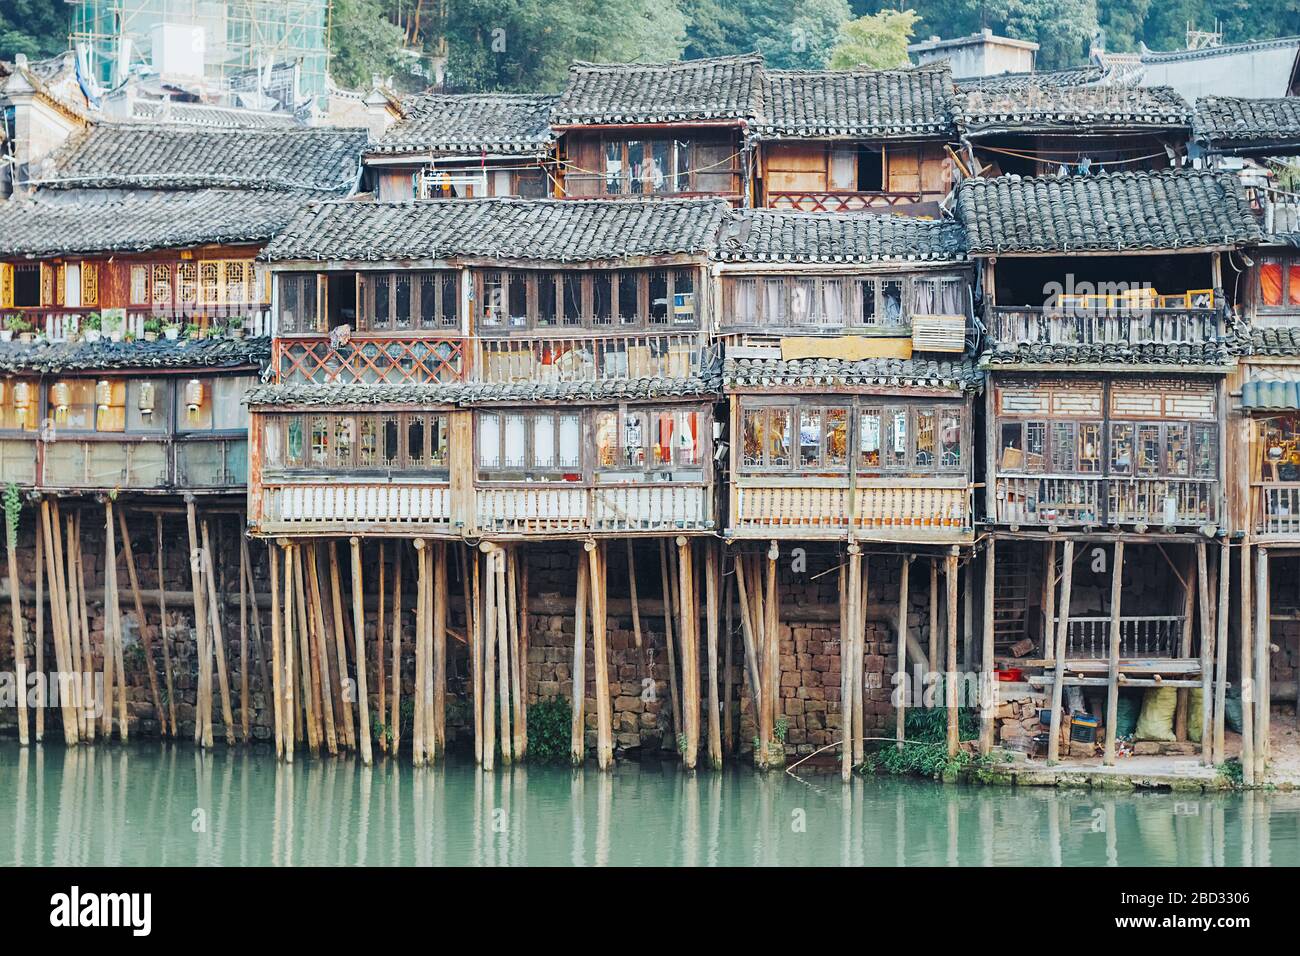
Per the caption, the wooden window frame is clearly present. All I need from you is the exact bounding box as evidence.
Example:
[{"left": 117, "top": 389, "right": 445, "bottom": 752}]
[
  {"left": 265, "top": 411, "right": 450, "bottom": 475},
  {"left": 475, "top": 267, "right": 699, "bottom": 334},
  {"left": 476, "top": 408, "right": 584, "bottom": 482}
]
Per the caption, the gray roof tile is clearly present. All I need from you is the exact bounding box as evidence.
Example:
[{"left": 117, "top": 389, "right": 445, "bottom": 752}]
[
  {"left": 1249, "top": 326, "right": 1300, "bottom": 356},
  {"left": 718, "top": 208, "right": 965, "bottom": 263},
  {"left": 984, "top": 341, "right": 1234, "bottom": 368},
  {"left": 264, "top": 196, "right": 731, "bottom": 263},
  {"left": 752, "top": 66, "right": 955, "bottom": 140},
  {"left": 0, "top": 336, "right": 270, "bottom": 374},
  {"left": 1195, "top": 96, "right": 1300, "bottom": 147},
  {"left": 956, "top": 77, "right": 1189, "bottom": 135},
  {"left": 372, "top": 93, "right": 556, "bottom": 156},
  {"left": 551, "top": 54, "right": 763, "bottom": 126},
  {"left": 722, "top": 356, "right": 981, "bottom": 391},
  {"left": 955, "top": 169, "right": 1262, "bottom": 254}
]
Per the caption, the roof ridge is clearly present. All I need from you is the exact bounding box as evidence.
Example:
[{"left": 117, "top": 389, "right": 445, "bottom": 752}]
[{"left": 569, "top": 53, "right": 764, "bottom": 71}]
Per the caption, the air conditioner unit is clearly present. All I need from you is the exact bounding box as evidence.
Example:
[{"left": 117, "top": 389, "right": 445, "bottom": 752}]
[{"left": 911, "top": 314, "right": 966, "bottom": 353}]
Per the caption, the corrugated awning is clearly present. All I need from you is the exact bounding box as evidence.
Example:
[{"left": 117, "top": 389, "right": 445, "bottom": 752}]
[{"left": 1242, "top": 378, "right": 1300, "bottom": 410}]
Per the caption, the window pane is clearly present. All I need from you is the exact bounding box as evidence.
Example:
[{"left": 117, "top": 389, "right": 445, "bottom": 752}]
[
  {"left": 382, "top": 417, "right": 400, "bottom": 468},
  {"left": 885, "top": 408, "right": 907, "bottom": 468},
  {"left": 1261, "top": 259, "right": 1284, "bottom": 307},
  {"left": 286, "top": 417, "right": 304, "bottom": 467},
  {"left": 881, "top": 279, "right": 904, "bottom": 325},
  {"left": 742, "top": 408, "right": 765, "bottom": 467},
  {"left": 334, "top": 416, "right": 355, "bottom": 468},
  {"left": 1166, "top": 423, "right": 1191, "bottom": 477},
  {"left": 938, "top": 408, "right": 961, "bottom": 468},
  {"left": 310, "top": 415, "right": 329, "bottom": 466},
  {"left": 440, "top": 273, "right": 458, "bottom": 327},
  {"left": 592, "top": 273, "right": 612, "bottom": 325},
  {"left": 372, "top": 274, "right": 390, "bottom": 329},
  {"left": 621, "top": 411, "right": 645, "bottom": 467},
  {"left": 559, "top": 414, "right": 581, "bottom": 471},
  {"left": 394, "top": 275, "right": 411, "bottom": 328},
  {"left": 821, "top": 279, "right": 845, "bottom": 325},
  {"left": 769, "top": 409, "right": 791, "bottom": 467},
  {"left": 503, "top": 414, "right": 526, "bottom": 469},
  {"left": 914, "top": 409, "right": 935, "bottom": 468},
  {"left": 617, "top": 271, "right": 639, "bottom": 326},
  {"left": 533, "top": 414, "right": 556, "bottom": 468},
  {"left": 763, "top": 279, "right": 787, "bottom": 326},
  {"left": 508, "top": 273, "right": 528, "bottom": 329},
  {"left": 1026, "top": 421, "right": 1046, "bottom": 472},
  {"left": 127, "top": 380, "right": 166, "bottom": 432},
  {"left": 406, "top": 416, "right": 426, "bottom": 468},
  {"left": 674, "top": 411, "right": 700, "bottom": 466},
  {"left": 1051, "top": 422, "right": 1075, "bottom": 472},
  {"left": 1078, "top": 422, "right": 1102, "bottom": 474},
  {"left": 826, "top": 407, "right": 848, "bottom": 466},
  {"left": 647, "top": 140, "right": 671, "bottom": 193},
  {"left": 481, "top": 272, "right": 504, "bottom": 328},
  {"left": 1137, "top": 424, "right": 1161, "bottom": 476},
  {"left": 1193, "top": 425, "right": 1216, "bottom": 479},
  {"left": 478, "top": 413, "right": 500, "bottom": 468},
  {"left": 604, "top": 141, "right": 623, "bottom": 194},
  {"left": 649, "top": 271, "right": 668, "bottom": 325},
  {"left": 732, "top": 277, "right": 757, "bottom": 324},
  {"left": 858, "top": 279, "right": 876, "bottom": 326},
  {"left": 999, "top": 422, "right": 1023, "bottom": 470},
  {"left": 358, "top": 418, "right": 377, "bottom": 468},
  {"left": 595, "top": 411, "right": 617, "bottom": 468},
  {"left": 791, "top": 279, "right": 818, "bottom": 325},
  {"left": 1110, "top": 423, "right": 1134, "bottom": 475},
  {"left": 537, "top": 273, "right": 557, "bottom": 327},
  {"left": 859, "top": 408, "right": 881, "bottom": 469},
  {"left": 429, "top": 415, "right": 448, "bottom": 467},
  {"left": 562, "top": 275, "right": 584, "bottom": 326},
  {"left": 673, "top": 270, "right": 696, "bottom": 326},
  {"left": 799, "top": 408, "right": 821, "bottom": 467}
]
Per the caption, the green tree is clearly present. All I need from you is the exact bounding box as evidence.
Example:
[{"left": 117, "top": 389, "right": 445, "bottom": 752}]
[
  {"left": 829, "top": 8, "right": 919, "bottom": 68},
  {"left": 682, "top": 0, "right": 752, "bottom": 59},
  {"left": 330, "top": 0, "right": 409, "bottom": 90},
  {"left": 0, "top": 0, "right": 69, "bottom": 60},
  {"left": 746, "top": 0, "right": 853, "bottom": 68}
]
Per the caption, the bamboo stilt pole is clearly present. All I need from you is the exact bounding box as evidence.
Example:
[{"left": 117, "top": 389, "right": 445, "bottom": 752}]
[
  {"left": 412, "top": 539, "right": 428, "bottom": 766},
  {"left": 980, "top": 543, "right": 996, "bottom": 756},
  {"left": 945, "top": 552, "right": 959, "bottom": 758},
  {"left": 1175, "top": 548, "right": 1197, "bottom": 740},
  {"left": 57, "top": 509, "right": 83, "bottom": 740},
  {"left": 570, "top": 547, "right": 588, "bottom": 765},
  {"left": 1241, "top": 542, "right": 1255, "bottom": 786},
  {"left": 1255, "top": 548, "right": 1270, "bottom": 781},
  {"left": 896, "top": 555, "right": 910, "bottom": 750},
  {"left": 73, "top": 513, "right": 92, "bottom": 742},
  {"left": 518, "top": 549, "right": 529, "bottom": 759},
  {"left": 270, "top": 543, "right": 284, "bottom": 760},
  {"left": 1103, "top": 541, "right": 1126, "bottom": 766},
  {"left": 185, "top": 500, "right": 209, "bottom": 747},
  {"left": 1197, "top": 542, "right": 1214, "bottom": 766},
  {"left": 34, "top": 508, "right": 44, "bottom": 742},
  {"left": 677, "top": 537, "right": 699, "bottom": 769},
  {"left": 723, "top": 568, "right": 734, "bottom": 755},
  {"left": 496, "top": 547, "right": 513, "bottom": 766},
  {"left": 376, "top": 541, "right": 386, "bottom": 752},
  {"left": 1213, "top": 540, "right": 1230, "bottom": 764},
  {"left": 40, "top": 501, "right": 77, "bottom": 745},
  {"left": 281, "top": 541, "right": 296, "bottom": 763},
  {"left": 843, "top": 546, "right": 861, "bottom": 781},
  {"left": 733, "top": 555, "right": 764, "bottom": 768},
  {"left": 350, "top": 536, "right": 373, "bottom": 766},
  {"left": 292, "top": 545, "right": 318, "bottom": 755},
  {"left": 327, "top": 543, "right": 356, "bottom": 751},
  {"left": 238, "top": 524, "right": 249, "bottom": 743},
  {"left": 481, "top": 547, "right": 496, "bottom": 772},
  {"left": 658, "top": 539, "right": 681, "bottom": 736},
  {"left": 1047, "top": 540, "right": 1075, "bottom": 765},
  {"left": 764, "top": 544, "right": 779, "bottom": 766},
  {"left": 3, "top": 495, "right": 27, "bottom": 745},
  {"left": 627, "top": 541, "right": 643, "bottom": 651},
  {"left": 306, "top": 544, "right": 338, "bottom": 756},
  {"left": 428, "top": 540, "right": 442, "bottom": 759},
  {"left": 104, "top": 501, "right": 128, "bottom": 741},
  {"left": 504, "top": 545, "right": 521, "bottom": 760},
  {"left": 588, "top": 541, "right": 612, "bottom": 769},
  {"left": 155, "top": 515, "right": 176, "bottom": 738},
  {"left": 467, "top": 544, "right": 481, "bottom": 765},
  {"left": 117, "top": 509, "right": 164, "bottom": 737},
  {"left": 200, "top": 520, "right": 235, "bottom": 746},
  {"left": 928, "top": 558, "right": 939, "bottom": 679},
  {"left": 241, "top": 534, "right": 271, "bottom": 743},
  {"left": 391, "top": 542, "right": 404, "bottom": 758},
  {"left": 854, "top": 553, "right": 867, "bottom": 767},
  {"left": 704, "top": 540, "right": 721, "bottom": 769}
]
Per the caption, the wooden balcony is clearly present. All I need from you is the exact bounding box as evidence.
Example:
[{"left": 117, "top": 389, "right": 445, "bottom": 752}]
[
  {"left": 1255, "top": 481, "right": 1300, "bottom": 537},
  {"left": 475, "top": 484, "right": 711, "bottom": 536},
  {"left": 476, "top": 332, "right": 703, "bottom": 383},
  {"left": 731, "top": 478, "right": 971, "bottom": 539},
  {"left": 258, "top": 480, "right": 453, "bottom": 536},
  {"left": 1052, "top": 615, "right": 1186, "bottom": 660},
  {"left": 3, "top": 307, "right": 272, "bottom": 341},
  {"left": 995, "top": 475, "right": 1218, "bottom": 527},
  {"left": 989, "top": 305, "right": 1220, "bottom": 347},
  {"left": 767, "top": 191, "right": 925, "bottom": 212},
  {"left": 39, "top": 437, "right": 247, "bottom": 492},
  {"left": 273, "top": 335, "right": 469, "bottom": 385}
]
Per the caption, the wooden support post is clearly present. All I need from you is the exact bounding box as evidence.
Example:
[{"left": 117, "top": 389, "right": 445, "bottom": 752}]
[
  {"left": 1175, "top": 548, "right": 1198, "bottom": 740},
  {"left": 1197, "top": 542, "right": 1214, "bottom": 766},
  {"left": 1241, "top": 542, "right": 1255, "bottom": 786},
  {"left": 413, "top": 539, "right": 428, "bottom": 766},
  {"left": 238, "top": 524, "right": 249, "bottom": 743},
  {"left": 1255, "top": 547, "right": 1269, "bottom": 781},
  {"left": 504, "top": 545, "right": 522, "bottom": 760},
  {"left": 733, "top": 555, "right": 764, "bottom": 768},
  {"left": 723, "top": 568, "right": 734, "bottom": 754},
  {"left": 928, "top": 558, "right": 939, "bottom": 680},
  {"left": 185, "top": 499, "right": 210, "bottom": 748},
  {"left": 270, "top": 542, "right": 284, "bottom": 760},
  {"left": 658, "top": 539, "right": 681, "bottom": 736},
  {"left": 496, "top": 547, "right": 513, "bottom": 766},
  {"left": 481, "top": 546, "right": 496, "bottom": 771},
  {"left": 588, "top": 541, "right": 612, "bottom": 769},
  {"left": 1213, "top": 540, "right": 1230, "bottom": 764},
  {"left": 1047, "top": 540, "right": 1076, "bottom": 765},
  {"left": 34, "top": 509, "right": 44, "bottom": 742},
  {"left": 241, "top": 534, "right": 271, "bottom": 744},
  {"left": 73, "top": 514, "right": 92, "bottom": 742},
  {"left": 117, "top": 509, "right": 164, "bottom": 738},
  {"left": 292, "top": 543, "right": 318, "bottom": 754},
  {"left": 40, "top": 501, "right": 77, "bottom": 746},
  {"left": 4, "top": 496, "right": 28, "bottom": 745},
  {"left": 376, "top": 541, "right": 386, "bottom": 752},
  {"left": 980, "top": 542, "right": 996, "bottom": 757},
  {"left": 1103, "top": 541, "right": 1125, "bottom": 767},
  {"left": 350, "top": 537, "right": 373, "bottom": 766},
  {"left": 627, "top": 541, "right": 643, "bottom": 651},
  {"left": 704, "top": 540, "right": 722, "bottom": 769},
  {"left": 104, "top": 500, "right": 128, "bottom": 740},
  {"left": 518, "top": 550, "right": 529, "bottom": 759},
  {"left": 896, "top": 555, "right": 910, "bottom": 751},
  {"left": 391, "top": 542, "right": 404, "bottom": 758},
  {"left": 843, "top": 545, "right": 861, "bottom": 781},
  {"left": 155, "top": 515, "right": 177, "bottom": 738},
  {"left": 281, "top": 542, "right": 296, "bottom": 763},
  {"left": 945, "top": 551, "right": 959, "bottom": 759},
  {"left": 57, "top": 508, "right": 83, "bottom": 740},
  {"left": 677, "top": 537, "right": 699, "bottom": 769},
  {"left": 201, "top": 520, "right": 235, "bottom": 746},
  {"left": 305, "top": 545, "right": 338, "bottom": 756},
  {"left": 423, "top": 541, "right": 436, "bottom": 758},
  {"left": 765, "top": 543, "right": 780, "bottom": 767},
  {"left": 327, "top": 543, "right": 356, "bottom": 750},
  {"left": 854, "top": 554, "right": 867, "bottom": 767},
  {"left": 1043, "top": 542, "right": 1057, "bottom": 654},
  {"left": 434, "top": 542, "right": 449, "bottom": 757},
  {"left": 570, "top": 547, "right": 589, "bottom": 765}
]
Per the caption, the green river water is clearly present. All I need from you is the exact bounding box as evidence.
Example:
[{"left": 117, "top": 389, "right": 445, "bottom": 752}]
[{"left": 1, "top": 741, "right": 1298, "bottom": 866}]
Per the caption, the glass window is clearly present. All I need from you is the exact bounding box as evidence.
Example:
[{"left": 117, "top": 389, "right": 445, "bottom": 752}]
[
  {"left": 382, "top": 417, "right": 400, "bottom": 468},
  {"left": 768, "top": 408, "right": 791, "bottom": 467},
  {"left": 914, "top": 408, "right": 936, "bottom": 468},
  {"left": 595, "top": 411, "right": 617, "bottom": 468},
  {"left": 478, "top": 413, "right": 501, "bottom": 469},
  {"left": 263, "top": 418, "right": 283, "bottom": 468},
  {"left": 394, "top": 275, "right": 412, "bottom": 328},
  {"left": 440, "top": 273, "right": 458, "bottom": 327},
  {"left": 1165, "top": 423, "right": 1191, "bottom": 477},
  {"left": 407, "top": 415, "right": 426, "bottom": 467},
  {"left": 1110, "top": 423, "right": 1134, "bottom": 475},
  {"left": 826, "top": 407, "right": 848, "bottom": 467},
  {"left": 334, "top": 416, "right": 355, "bottom": 468},
  {"left": 938, "top": 408, "right": 961, "bottom": 469},
  {"left": 480, "top": 272, "right": 504, "bottom": 328},
  {"left": 592, "top": 274, "right": 612, "bottom": 325},
  {"left": 558, "top": 415, "right": 581, "bottom": 471},
  {"left": 649, "top": 271, "right": 669, "bottom": 325},
  {"left": 1137, "top": 424, "right": 1161, "bottom": 476},
  {"left": 885, "top": 408, "right": 908, "bottom": 469},
  {"left": 562, "top": 274, "right": 584, "bottom": 326},
  {"left": 1052, "top": 422, "right": 1076, "bottom": 473},
  {"left": 286, "top": 418, "right": 305, "bottom": 467},
  {"left": 617, "top": 272, "right": 639, "bottom": 326},
  {"left": 372, "top": 274, "right": 390, "bottom": 329},
  {"left": 673, "top": 270, "right": 696, "bottom": 326},
  {"left": 534, "top": 414, "right": 556, "bottom": 468},
  {"left": 731, "top": 278, "right": 758, "bottom": 324},
  {"left": 358, "top": 418, "right": 377, "bottom": 468},
  {"left": 1078, "top": 422, "right": 1102, "bottom": 474},
  {"left": 859, "top": 407, "right": 881, "bottom": 469},
  {"left": 537, "top": 274, "right": 557, "bottom": 327},
  {"left": 1193, "top": 424, "right": 1216, "bottom": 479},
  {"left": 799, "top": 407, "right": 821, "bottom": 467},
  {"left": 310, "top": 416, "right": 329, "bottom": 466},
  {"left": 742, "top": 408, "right": 765, "bottom": 468},
  {"left": 507, "top": 273, "right": 528, "bottom": 329},
  {"left": 762, "top": 279, "right": 787, "bottom": 326},
  {"left": 503, "top": 414, "right": 527, "bottom": 470}
]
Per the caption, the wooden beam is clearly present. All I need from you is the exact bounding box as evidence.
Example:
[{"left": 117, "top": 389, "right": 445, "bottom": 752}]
[
  {"left": 678, "top": 537, "right": 699, "bottom": 769},
  {"left": 854, "top": 554, "right": 868, "bottom": 767},
  {"left": 627, "top": 541, "right": 643, "bottom": 651},
  {"left": 305, "top": 544, "right": 338, "bottom": 756},
  {"left": 292, "top": 540, "right": 318, "bottom": 755},
  {"left": 376, "top": 541, "right": 386, "bottom": 752},
  {"left": 733, "top": 554, "right": 764, "bottom": 768},
  {"left": 1047, "top": 540, "right": 1076, "bottom": 765},
  {"left": 896, "top": 555, "right": 910, "bottom": 751},
  {"left": 39, "top": 501, "right": 76, "bottom": 745},
  {"left": 73, "top": 513, "right": 92, "bottom": 743},
  {"left": 570, "top": 547, "right": 588, "bottom": 766},
  {"left": 481, "top": 546, "right": 496, "bottom": 771},
  {"left": 327, "top": 543, "right": 357, "bottom": 751},
  {"left": 1255, "top": 547, "right": 1270, "bottom": 782},
  {"left": 117, "top": 508, "right": 165, "bottom": 737},
  {"left": 588, "top": 541, "right": 613, "bottom": 769},
  {"left": 185, "top": 500, "right": 210, "bottom": 748},
  {"left": 1175, "top": 547, "right": 1197, "bottom": 741},
  {"left": 945, "top": 551, "right": 959, "bottom": 759},
  {"left": 4, "top": 496, "right": 28, "bottom": 746},
  {"left": 765, "top": 543, "right": 780, "bottom": 767},
  {"left": 155, "top": 515, "right": 177, "bottom": 739},
  {"left": 241, "top": 534, "right": 272, "bottom": 747},
  {"left": 980, "top": 542, "right": 996, "bottom": 757},
  {"left": 350, "top": 537, "right": 373, "bottom": 766},
  {"left": 435, "top": 541, "right": 449, "bottom": 758},
  {"left": 391, "top": 541, "right": 403, "bottom": 758},
  {"left": 705, "top": 540, "right": 722, "bottom": 769},
  {"left": 104, "top": 500, "right": 128, "bottom": 741},
  {"left": 200, "top": 520, "right": 235, "bottom": 746},
  {"left": 505, "top": 545, "right": 522, "bottom": 761},
  {"left": 413, "top": 539, "right": 428, "bottom": 766},
  {"left": 928, "top": 558, "right": 939, "bottom": 681},
  {"left": 1241, "top": 542, "right": 1255, "bottom": 786},
  {"left": 269, "top": 542, "right": 284, "bottom": 759},
  {"left": 1103, "top": 541, "right": 1125, "bottom": 767},
  {"left": 496, "top": 547, "right": 513, "bottom": 766},
  {"left": 723, "top": 568, "right": 734, "bottom": 755},
  {"left": 281, "top": 542, "right": 296, "bottom": 763},
  {"left": 658, "top": 539, "right": 681, "bottom": 736},
  {"left": 1213, "top": 540, "right": 1229, "bottom": 764},
  {"left": 58, "top": 507, "right": 85, "bottom": 741},
  {"left": 843, "top": 545, "right": 861, "bottom": 781},
  {"left": 33, "top": 509, "right": 44, "bottom": 743}
]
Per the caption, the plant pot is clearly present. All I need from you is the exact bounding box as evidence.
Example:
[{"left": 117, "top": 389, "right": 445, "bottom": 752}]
[
  {"left": 163, "top": 328, "right": 180, "bottom": 341},
  {"left": 230, "top": 328, "right": 245, "bottom": 340},
  {"left": 143, "top": 331, "right": 158, "bottom": 342},
  {"left": 84, "top": 329, "right": 101, "bottom": 343},
  {"left": 0, "top": 330, "right": 12, "bottom": 342},
  {"left": 19, "top": 332, "right": 35, "bottom": 343},
  {"left": 108, "top": 331, "right": 122, "bottom": 342}
]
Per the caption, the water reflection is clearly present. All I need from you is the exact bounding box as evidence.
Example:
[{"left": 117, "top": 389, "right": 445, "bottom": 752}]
[{"left": 2, "top": 742, "right": 1299, "bottom": 867}]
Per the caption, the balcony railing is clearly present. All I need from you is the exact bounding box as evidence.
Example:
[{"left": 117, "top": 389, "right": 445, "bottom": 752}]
[
  {"left": 259, "top": 481, "right": 452, "bottom": 534},
  {"left": 475, "top": 484, "right": 711, "bottom": 535},
  {"left": 37, "top": 438, "right": 246, "bottom": 491},
  {"left": 3, "top": 307, "right": 272, "bottom": 341},
  {"left": 274, "top": 335, "right": 469, "bottom": 385},
  {"left": 989, "top": 305, "right": 1220, "bottom": 347},
  {"left": 1256, "top": 481, "right": 1300, "bottom": 536},
  {"left": 995, "top": 474, "right": 1217, "bottom": 527},
  {"left": 1052, "top": 615, "right": 1186, "bottom": 659},
  {"left": 477, "top": 332, "right": 704, "bottom": 383},
  {"left": 731, "top": 480, "right": 971, "bottom": 537},
  {"left": 767, "top": 191, "right": 925, "bottom": 212}
]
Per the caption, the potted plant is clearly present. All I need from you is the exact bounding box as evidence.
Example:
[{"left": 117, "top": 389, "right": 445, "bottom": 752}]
[
  {"left": 142, "top": 317, "right": 163, "bottom": 342},
  {"left": 6, "top": 315, "right": 34, "bottom": 343},
  {"left": 102, "top": 311, "right": 124, "bottom": 342},
  {"left": 183, "top": 322, "right": 201, "bottom": 341},
  {"left": 82, "top": 312, "right": 103, "bottom": 343},
  {"left": 0, "top": 317, "right": 14, "bottom": 342},
  {"left": 163, "top": 320, "right": 181, "bottom": 341},
  {"left": 207, "top": 320, "right": 226, "bottom": 340},
  {"left": 228, "top": 318, "right": 246, "bottom": 340}
]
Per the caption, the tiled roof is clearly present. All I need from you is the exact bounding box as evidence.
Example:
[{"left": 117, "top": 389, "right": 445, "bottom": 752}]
[
  {"left": 1195, "top": 96, "right": 1300, "bottom": 146},
  {"left": 955, "top": 170, "right": 1262, "bottom": 255},
  {"left": 0, "top": 189, "right": 326, "bottom": 257},
  {"left": 36, "top": 124, "right": 368, "bottom": 191},
  {"left": 752, "top": 66, "right": 954, "bottom": 140},
  {"left": 264, "top": 197, "right": 730, "bottom": 263},
  {"left": 722, "top": 356, "right": 982, "bottom": 391},
  {"left": 128, "top": 100, "right": 305, "bottom": 129},
  {"left": 0, "top": 337, "right": 270, "bottom": 374},
  {"left": 955, "top": 67, "right": 1109, "bottom": 92},
  {"left": 1249, "top": 326, "right": 1300, "bottom": 356},
  {"left": 551, "top": 54, "right": 763, "bottom": 126},
  {"left": 718, "top": 209, "right": 966, "bottom": 263},
  {"left": 984, "top": 341, "right": 1234, "bottom": 368},
  {"left": 372, "top": 93, "right": 555, "bottom": 155},
  {"left": 246, "top": 376, "right": 719, "bottom": 408},
  {"left": 956, "top": 82, "right": 1190, "bottom": 135}
]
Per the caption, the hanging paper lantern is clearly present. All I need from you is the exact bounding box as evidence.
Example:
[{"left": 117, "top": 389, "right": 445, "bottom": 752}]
[
  {"left": 137, "top": 380, "right": 156, "bottom": 418},
  {"left": 12, "top": 380, "right": 30, "bottom": 410},
  {"left": 185, "top": 378, "right": 204, "bottom": 422},
  {"left": 51, "top": 381, "right": 71, "bottom": 423},
  {"left": 95, "top": 379, "right": 113, "bottom": 411}
]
